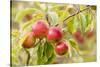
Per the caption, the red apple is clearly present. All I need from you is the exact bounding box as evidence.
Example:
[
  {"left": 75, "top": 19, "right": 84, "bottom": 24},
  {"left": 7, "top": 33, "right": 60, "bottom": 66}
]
[
  {"left": 22, "top": 32, "right": 35, "bottom": 48},
  {"left": 32, "top": 20, "right": 49, "bottom": 38},
  {"left": 47, "top": 27, "right": 62, "bottom": 41},
  {"left": 73, "top": 31, "right": 84, "bottom": 44},
  {"left": 77, "top": 35, "right": 84, "bottom": 43},
  {"left": 86, "top": 29, "right": 94, "bottom": 38},
  {"left": 73, "top": 31, "right": 81, "bottom": 39},
  {"left": 55, "top": 41, "right": 68, "bottom": 55}
]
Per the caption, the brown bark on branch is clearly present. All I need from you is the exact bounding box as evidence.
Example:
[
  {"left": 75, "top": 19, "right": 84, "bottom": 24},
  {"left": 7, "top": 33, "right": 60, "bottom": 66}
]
[
  {"left": 24, "top": 48, "right": 30, "bottom": 65},
  {"left": 63, "top": 7, "right": 90, "bottom": 23}
]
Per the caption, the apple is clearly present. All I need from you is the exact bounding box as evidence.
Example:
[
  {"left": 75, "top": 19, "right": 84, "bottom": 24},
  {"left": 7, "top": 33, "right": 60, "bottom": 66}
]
[
  {"left": 73, "top": 31, "right": 84, "bottom": 43},
  {"left": 32, "top": 20, "right": 49, "bottom": 38},
  {"left": 55, "top": 41, "right": 68, "bottom": 55},
  {"left": 23, "top": 14, "right": 32, "bottom": 22},
  {"left": 47, "top": 27, "right": 62, "bottom": 42},
  {"left": 73, "top": 31, "right": 81, "bottom": 39},
  {"left": 77, "top": 35, "right": 84, "bottom": 43},
  {"left": 86, "top": 29, "right": 94, "bottom": 38},
  {"left": 22, "top": 32, "right": 35, "bottom": 48},
  {"left": 25, "top": 14, "right": 32, "bottom": 21}
]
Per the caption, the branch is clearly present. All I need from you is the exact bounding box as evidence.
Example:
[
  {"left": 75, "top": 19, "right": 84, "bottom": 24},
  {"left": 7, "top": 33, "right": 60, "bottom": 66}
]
[
  {"left": 63, "top": 7, "right": 90, "bottom": 23},
  {"left": 24, "top": 48, "right": 30, "bottom": 65},
  {"left": 46, "top": 13, "right": 51, "bottom": 26}
]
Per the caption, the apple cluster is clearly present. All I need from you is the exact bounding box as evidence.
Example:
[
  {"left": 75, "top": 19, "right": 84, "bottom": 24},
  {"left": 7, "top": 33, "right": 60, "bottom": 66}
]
[
  {"left": 73, "top": 29, "right": 94, "bottom": 44},
  {"left": 22, "top": 20, "right": 69, "bottom": 56}
]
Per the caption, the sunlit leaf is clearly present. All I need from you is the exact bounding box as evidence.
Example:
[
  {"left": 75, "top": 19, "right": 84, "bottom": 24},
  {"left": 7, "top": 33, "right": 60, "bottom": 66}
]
[
  {"left": 69, "top": 39, "right": 77, "bottom": 49},
  {"left": 47, "top": 11, "right": 59, "bottom": 26},
  {"left": 66, "top": 17, "right": 75, "bottom": 33},
  {"left": 80, "top": 5, "right": 86, "bottom": 10},
  {"left": 85, "top": 12, "right": 93, "bottom": 32},
  {"left": 33, "top": 2, "right": 44, "bottom": 11},
  {"left": 57, "top": 10, "right": 69, "bottom": 21}
]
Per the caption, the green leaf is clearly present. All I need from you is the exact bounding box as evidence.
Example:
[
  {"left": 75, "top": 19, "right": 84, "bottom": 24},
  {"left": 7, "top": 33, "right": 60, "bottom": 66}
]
[
  {"left": 33, "top": 2, "right": 44, "bottom": 11},
  {"left": 69, "top": 39, "right": 77, "bottom": 49},
  {"left": 37, "top": 43, "right": 44, "bottom": 64},
  {"left": 73, "top": 16, "right": 79, "bottom": 30},
  {"left": 79, "top": 13, "right": 87, "bottom": 33},
  {"left": 45, "top": 41, "right": 54, "bottom": 58},
  {"left": 57, "top": 10, "right": 69, "bottom": 21},
  {"left": 15, "top": 8, "right": 38, "bottom": 23},
  {"left": 69, "top": 39, "right": 80, "bottom": 56},
  {"left": 85, "top": 12, "right": 93, "bottom": 32},
  {"left": 45, "top": 52, "right": 55, "bottom": 64},
  {"left": 47, "top": 11, "right": 59, "bottom": 26},
  {"left": 37, "top": 41, "right": 55, "bottom": 64},
  {"left": 66, "top": 17, "right": 75, "bottom": 33},
  {"left": 80, "top": 5, "right": 87, "bottom": 10}
]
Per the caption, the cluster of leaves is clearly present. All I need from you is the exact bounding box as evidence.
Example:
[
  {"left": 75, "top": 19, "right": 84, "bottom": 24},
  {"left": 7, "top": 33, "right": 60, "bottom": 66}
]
[{"left": 11, "top": 1, "right": 96, "bottom": 66}]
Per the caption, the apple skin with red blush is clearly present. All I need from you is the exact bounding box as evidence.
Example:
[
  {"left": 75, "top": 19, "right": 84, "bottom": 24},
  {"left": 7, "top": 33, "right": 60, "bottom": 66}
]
[
  {"left": 73, "top": 31, "right": 84, "bottom": 44},
  {"left": 32, "top": 20, "right": 49, "bottom": 38},
  {"left": 47, "top": 27, "right": 62, "bottom": 42},
  {"left": 86, "top": 29, "right": 94, "bottom": 38},
  {"left": 22, "top": 32, "right": 35, "bottom": 48},
  {"left": 55, "top": 41, "right": 68, "bottom": 55}
]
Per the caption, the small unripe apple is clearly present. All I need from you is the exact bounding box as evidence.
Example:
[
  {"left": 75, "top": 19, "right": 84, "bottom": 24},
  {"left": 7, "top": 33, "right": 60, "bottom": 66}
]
[
  {"left": 22, "top": 32, "right": 35, "bottom": 48},
  {"left": 55, "top": 41, "right": 68, "bottom": 55},
  {"left": 32, "top": 20, "right": 49, "bottom": 38},
  {"left": 47, "top": 27, "right": 62, "bottom": 42}
]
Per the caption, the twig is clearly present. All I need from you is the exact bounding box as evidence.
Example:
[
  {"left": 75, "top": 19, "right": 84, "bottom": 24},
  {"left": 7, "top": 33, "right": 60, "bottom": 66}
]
[
  {"left": 63, "top": 7, "right": 90, "bottom": 23},
  {"left": 45, "top": 3, "right": 51, "bottom": 26},
  {"left": 24, "top": 48, "right": 30, "bottom": 65},
  {"left": 46, "top": 13, "right": 51, "bottom": 26}
]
